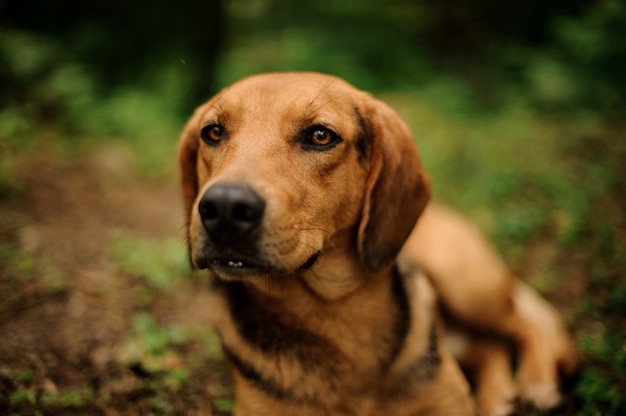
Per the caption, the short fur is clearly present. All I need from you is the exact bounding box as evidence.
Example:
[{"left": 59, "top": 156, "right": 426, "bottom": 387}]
[{"left": 178, "top": 72, "right": 577, "bottom": 416}]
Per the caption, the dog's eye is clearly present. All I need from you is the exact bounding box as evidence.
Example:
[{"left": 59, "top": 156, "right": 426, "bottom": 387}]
[
  {"left": 304, "top": 126, "right": 341, "bottom": 149},
  {"left": 201, "top": 124, "right": 224, "bottom": 145},
  {"left": 310, "top": 129, "right": 333, "bottom": 146}
]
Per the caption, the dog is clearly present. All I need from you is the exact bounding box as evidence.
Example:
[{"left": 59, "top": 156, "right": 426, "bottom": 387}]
[{"left": 178, "top": 72, "right": 577, "bottom": 416}]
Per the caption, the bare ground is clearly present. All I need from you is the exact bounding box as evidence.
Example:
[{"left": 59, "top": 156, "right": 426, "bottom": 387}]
[{"left": 0, "top": 144, "right": 232, "bottom": 415}]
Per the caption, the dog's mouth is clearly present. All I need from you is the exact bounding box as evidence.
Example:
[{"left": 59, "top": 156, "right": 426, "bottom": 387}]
[
  {"left": 203, "top": 255, "right": 268, "bottom": 278},
  {"left": 211, "top": 257, "right": 264, "bottom": 272},
  {"left": 213, "top": 259, "right": 248, "bottom": 269},
  {"left": 202, "top": 251, "right": 321, "bottom": 280}
]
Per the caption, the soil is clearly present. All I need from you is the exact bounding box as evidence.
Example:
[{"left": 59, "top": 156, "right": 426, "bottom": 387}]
[{"left": 0, "top": 143, "right": 232, "bottom": 415}]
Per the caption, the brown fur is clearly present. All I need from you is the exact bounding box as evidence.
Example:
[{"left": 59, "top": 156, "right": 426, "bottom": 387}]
[{"left": 178, "top": 72, "right": 577, "bottom": 416}]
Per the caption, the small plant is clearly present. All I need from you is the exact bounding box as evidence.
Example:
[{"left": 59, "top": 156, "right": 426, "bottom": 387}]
[
  {"left": 117, "top": 312, "right": 189, "bottom": 377},
  {"left": 40, "top": 387, "right": 95, "bottom": 408},
  {"left": 213, "top": 397, "right": 234, "bottom": 412},
  {"left": 113, "top": 232, "right": 190, "bottom": 294}
]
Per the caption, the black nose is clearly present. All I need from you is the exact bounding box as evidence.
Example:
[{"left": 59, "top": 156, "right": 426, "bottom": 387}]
[{"left": 198, "top": 183, "right": 265, "bottom": 241}]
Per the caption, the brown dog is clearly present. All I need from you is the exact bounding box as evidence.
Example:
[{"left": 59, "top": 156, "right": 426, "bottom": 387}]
[{"left": 178, "top": 72, "right": 576, "bottom": 416}]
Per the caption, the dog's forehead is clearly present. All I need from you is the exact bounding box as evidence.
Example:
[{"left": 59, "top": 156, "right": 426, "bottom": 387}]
[
  {"left": 211, "top": 73, "right": 364, "bottom": 123},
  {"left": 225, "top": 72, "right": 357, "bottom": 100}
]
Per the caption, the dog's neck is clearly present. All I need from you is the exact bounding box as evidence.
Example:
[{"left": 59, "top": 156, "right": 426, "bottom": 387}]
[
  {"left": 208, "top": 261, "right": 440, "bottom": 411},
  {"left": 214, "top": 261, "right": 410, "bottom": 348}
]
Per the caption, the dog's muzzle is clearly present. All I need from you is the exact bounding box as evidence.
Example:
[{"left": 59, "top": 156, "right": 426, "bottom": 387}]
[
  {"left": 195, "top": 182, "right": 267, "bottom": 273},
  {"left": 195, "top": 181, "right": 320, "bottom": 276}
]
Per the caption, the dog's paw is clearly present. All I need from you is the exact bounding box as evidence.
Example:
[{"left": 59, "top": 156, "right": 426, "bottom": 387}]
[
  {"left": 519, "top": 383, "right": 561, "bottom": 410},
  {"left": 485, "top": 394, "right": 516, "bottom": 416},
  {"left": 477, "top": 384, "right": 517, "bottom": 416}
]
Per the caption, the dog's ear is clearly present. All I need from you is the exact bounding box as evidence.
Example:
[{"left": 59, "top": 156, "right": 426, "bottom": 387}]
[
  {"left": 177, "top": 104, "right": 206, "bottom": 219},
  {"left": 357, "top": 99, "right": 431, "bottom": 271}
]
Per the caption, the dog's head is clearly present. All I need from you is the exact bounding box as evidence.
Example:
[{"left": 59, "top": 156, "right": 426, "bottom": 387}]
[{"left": 179, "top": 72, "right": 429, "bottom": 294}]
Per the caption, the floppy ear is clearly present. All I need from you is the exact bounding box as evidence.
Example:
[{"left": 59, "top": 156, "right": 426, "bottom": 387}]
[
  {"left": 357, "top": 99, "right": 431, "bottom": 271},
  {"left": 177, "top": 104, "right": 207, "bottom": 219}
]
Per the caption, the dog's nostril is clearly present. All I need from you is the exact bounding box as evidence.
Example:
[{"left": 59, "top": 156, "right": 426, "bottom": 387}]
[
  {"left": 199, "top": 201, "right": 219, "bottom": 220},
  {"left": 233, "top": 202, "right": 263, "bottom": 222}
]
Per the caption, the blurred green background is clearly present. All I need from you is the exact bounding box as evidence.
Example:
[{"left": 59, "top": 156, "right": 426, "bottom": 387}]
[{"left": 1, "top": 0, "right": 625, "bottom": 414}]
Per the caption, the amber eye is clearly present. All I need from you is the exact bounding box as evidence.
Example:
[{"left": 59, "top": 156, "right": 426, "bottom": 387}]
[
  {"left": 310, "top": 128, "right": 333, "bottom": 146},
  {"left": 304, "top": 126, "right": 340, "bottom": 150},
  {"left": 200, "top": 124, "right": 224, "bottom": 145}
]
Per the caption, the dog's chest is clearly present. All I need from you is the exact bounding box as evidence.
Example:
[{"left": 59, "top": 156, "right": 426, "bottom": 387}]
[
  {"left": 212, "top": 272, "right": 432, "bottom": 414},
  {"left": 215, "top": 280, "right": 413, "bottom": 412}
]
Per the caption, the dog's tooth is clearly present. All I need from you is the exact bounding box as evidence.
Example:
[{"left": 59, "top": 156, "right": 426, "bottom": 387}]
[{"left": 227, "top": 261, "right": 243, "bottom": 268}]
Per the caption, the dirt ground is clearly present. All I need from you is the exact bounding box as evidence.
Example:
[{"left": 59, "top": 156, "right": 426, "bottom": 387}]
[{"left": 0, "top": 144, "right": 232, "bottom": 415}]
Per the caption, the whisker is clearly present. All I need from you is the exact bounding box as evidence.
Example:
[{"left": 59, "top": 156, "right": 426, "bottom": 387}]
[
  {"left": 213, "top": 90, "right": 226, "bottom": 112},
  {"left": 304, "top": 76, "right": 338, "bottom": 118},
  {"left": 198, "top": 89, "right": 226, "bottom": 114},
  {"left": 307, "top": 92, "right": 350, "bottom": 116}
]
